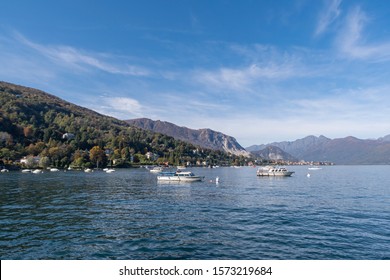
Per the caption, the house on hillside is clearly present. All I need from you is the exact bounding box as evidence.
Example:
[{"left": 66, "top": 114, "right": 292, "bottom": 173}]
[
  {"left": 20, "top": 156, "right": 41, "bottom": 166},
  {"left": 62, "top": 133, "right": 75, "bottom": 140},
  {"left": 146, "top": 152, "right": 159, "bottom": 161}
]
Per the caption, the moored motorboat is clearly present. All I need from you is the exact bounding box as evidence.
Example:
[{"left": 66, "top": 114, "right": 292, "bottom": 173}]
[
  {"left": 157, "top": 170, "right": 204, "bottom": 182},
  {"left": 256, "top": 166, "right": 294, "bottom": 177}
]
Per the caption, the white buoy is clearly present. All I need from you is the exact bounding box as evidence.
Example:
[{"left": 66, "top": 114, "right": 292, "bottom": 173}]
[
  {"left": 307, "top": 173, "right": 311, "bottom": 178},
  {"left": 216, "top": 176, "right": 219, "bottom": 184}
]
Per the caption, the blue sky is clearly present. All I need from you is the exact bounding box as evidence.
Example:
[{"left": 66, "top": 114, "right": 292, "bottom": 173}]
[{"left": 1, "top": 0, "right": 390, "bottom": 147}]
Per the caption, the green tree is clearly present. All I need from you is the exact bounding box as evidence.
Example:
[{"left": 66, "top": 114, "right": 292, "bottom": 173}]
[
  {"left": 0, "top": 148, "right": 11, "bottom": 162},
  {"left": 39, "top": 156, "right": 50, "bottom": 169}
]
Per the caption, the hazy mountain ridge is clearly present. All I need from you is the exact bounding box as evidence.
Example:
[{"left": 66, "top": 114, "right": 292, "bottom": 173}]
[
  {"left": 126, "top": 118, "right": 250, "bottom": 157},
  {"left": 247, "top": 135, "right": 390, "bottom": 164},
  {"left": 251, "top": 145, "right": 298, "bottom": 162}
]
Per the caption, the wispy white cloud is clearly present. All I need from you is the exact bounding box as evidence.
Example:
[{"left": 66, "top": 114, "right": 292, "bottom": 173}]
[
  {"left": 91, "top": 97, "right": 145, "bottom": 120},
  {"left": 336, "top": 6, "right": 390, "bottom": 61},
  {"left": 290, "top": 86, "right": 390, "bottom": 118},
  {"left": 193, "top": 61, "right": 308, "bottom": 93},
  {"left": 315, "top": 0, "right": 342, "bottom": 36},
  {"left": 13, "top": 32, "right": 150, "bottom": 76}
]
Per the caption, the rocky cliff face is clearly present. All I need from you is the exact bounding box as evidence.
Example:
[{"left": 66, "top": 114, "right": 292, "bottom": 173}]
[{"left": 126, "top": 118, "right": 250, "bottom": 157}]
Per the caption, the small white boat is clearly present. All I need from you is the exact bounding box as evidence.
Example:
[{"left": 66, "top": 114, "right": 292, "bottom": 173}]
[
  {"left": 157, "top": 170, "right": 204, "bottom": 182},
  {"left": 84, "top": 168, "right": 93, "bottom": 173},
  {"left": 308, "top": 166, "right": 322, "bottom": 170},
  {"left": 256, "top": 166, "right": 294, "bottom": 177},
  {"left": 50, "top": 168, "right": 60, "bottom": 172},
  {"left": 149, "top": 166, "right": 164, "bottom": 173},
  {"left": 105, "top": 169, "right": 115, "bottom": 173},
  {"left": 32, "top": 169, "right": 43, "bottom": 174},
  {"left": 1, "top": 169, "right": 9, "bottom": 173},
  {"left": 21, "top": 169, "right": 32, "bottom": 173}
]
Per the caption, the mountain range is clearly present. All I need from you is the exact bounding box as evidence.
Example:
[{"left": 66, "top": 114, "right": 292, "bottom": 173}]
[
  {"left": 126, "top": 118, "right": 250, "bottom": 157},
  {"left": 247, "top": 135, "right": 390, "bottom": 164}
]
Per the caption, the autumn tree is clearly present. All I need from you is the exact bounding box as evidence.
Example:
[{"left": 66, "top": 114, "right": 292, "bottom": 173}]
[{"left": 89, "top": 146, "right": 107, "bottom": 168}]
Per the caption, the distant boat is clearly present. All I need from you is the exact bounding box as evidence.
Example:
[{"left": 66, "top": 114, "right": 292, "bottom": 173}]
[
  {"left": 1, "top": 169, "right": 9, "bottom": 173},
  {"left": 84, "top": 168, "right": 93, "bottom": 173},
  {"left": 105, "top": 169, "right": 115, "bottom": 173},
  {"left": 157, "top": 170, "right": 204, "bottom": 182},
  {"left": 32, "top": 169, "right": 42, "bottom": 174},
  {"left": 50, "top": 168, "right": 60, "bottom": 172},
  {"left": 176, "top": 165, "right": 186, "bottom": 170},
  {"left": 256, "top": 166, "right": 294, "bottom": 177},
  {"left": 149, "top": 166, "right": 164, "bottom": 173},
  {"left": 21, "top": 169, "right": 32, "bottom": 173},
  {"left": 308, "top": 166, "right": 322, "bottom": 170}
]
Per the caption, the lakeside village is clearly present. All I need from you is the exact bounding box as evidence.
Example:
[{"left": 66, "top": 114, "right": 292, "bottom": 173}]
[
  {"left": 0, "top": 133, "right": 334, "bottom": 172},
  {"left": 0, "top": 154, "right": 334, "bottom": 172}
]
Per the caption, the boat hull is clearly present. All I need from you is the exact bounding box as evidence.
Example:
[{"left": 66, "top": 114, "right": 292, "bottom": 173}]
[
  {"left": 257, "top": 171, "right": 294, "bottom": 177},
  {"left": 157, "top": 176, "right": 203, "bottom": 182},
  {"left": 157, "top": 171, "right": 204, "bottom": 182}
]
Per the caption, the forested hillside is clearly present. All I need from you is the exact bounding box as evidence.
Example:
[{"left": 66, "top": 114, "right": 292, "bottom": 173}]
[{"left": 0, "top": 82, "right": 242, "bottom": 169}]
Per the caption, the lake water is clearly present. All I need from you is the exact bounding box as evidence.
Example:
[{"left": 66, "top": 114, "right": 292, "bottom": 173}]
[{"left": 1, "top": 166, "right": 389, "bottom": 260}]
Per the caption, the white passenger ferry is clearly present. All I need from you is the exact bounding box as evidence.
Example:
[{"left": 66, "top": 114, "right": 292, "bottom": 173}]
[
  {"left": 256, "top": 166, "right": 295, "bottom": 177},
  {"left": 157, "top": 170, "right": 204, "bottom": 182}
]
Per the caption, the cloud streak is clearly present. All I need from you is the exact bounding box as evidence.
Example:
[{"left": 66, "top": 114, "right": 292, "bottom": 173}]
[
  {"left": 14, "top": 32, "right": 150, "bottom": 76},
  {"left": 336, "top": 6, "right": 390, "bottom": 61},
  {"left": 192, "top": 53, "right": 312, "bottom": 93},
  {"left": 90, "top": 97, "right": 145, "bottom": 120},
  {"left": 315, "top": 0, "right": 342, "bottom": 36}
]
